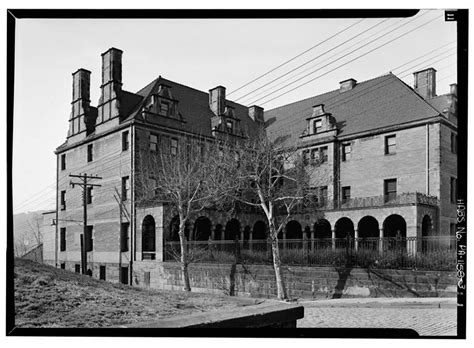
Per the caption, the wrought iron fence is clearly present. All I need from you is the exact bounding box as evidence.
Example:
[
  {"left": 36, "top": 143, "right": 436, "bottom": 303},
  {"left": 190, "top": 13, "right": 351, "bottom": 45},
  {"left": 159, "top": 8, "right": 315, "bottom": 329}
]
[{"left": 164, "top": 236, "right": 456, "bottom": 271}]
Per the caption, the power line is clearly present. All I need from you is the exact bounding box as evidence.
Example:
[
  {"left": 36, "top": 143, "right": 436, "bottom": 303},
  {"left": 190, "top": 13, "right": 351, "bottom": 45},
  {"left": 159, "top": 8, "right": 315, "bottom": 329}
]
[
  {"left": 233, "top": 17, "right": 394, "bottom": 102},
  {"left": 251, "top": 14, "right": 441, "bottom": 107},
  {"left": 227, "top": 18, "right": 366, "bottom": 96}
]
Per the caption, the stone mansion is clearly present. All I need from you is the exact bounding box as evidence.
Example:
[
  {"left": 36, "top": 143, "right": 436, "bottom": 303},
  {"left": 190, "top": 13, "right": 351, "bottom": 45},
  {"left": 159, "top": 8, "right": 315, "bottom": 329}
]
[{"left": 42, "top": 47, "right": 458, "bottom": 285}]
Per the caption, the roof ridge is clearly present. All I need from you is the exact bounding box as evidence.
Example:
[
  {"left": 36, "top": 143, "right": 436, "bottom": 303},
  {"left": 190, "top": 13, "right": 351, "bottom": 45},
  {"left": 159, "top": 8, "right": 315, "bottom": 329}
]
[{"left": 266, "top": 72, "right": 394, "bottom": 113}]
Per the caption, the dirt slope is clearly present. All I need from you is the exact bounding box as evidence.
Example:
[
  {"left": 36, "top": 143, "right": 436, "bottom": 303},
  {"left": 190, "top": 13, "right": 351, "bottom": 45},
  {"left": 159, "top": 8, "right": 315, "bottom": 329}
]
[{"left": 14, "top": 259, "right": 242, "bottom": 328}]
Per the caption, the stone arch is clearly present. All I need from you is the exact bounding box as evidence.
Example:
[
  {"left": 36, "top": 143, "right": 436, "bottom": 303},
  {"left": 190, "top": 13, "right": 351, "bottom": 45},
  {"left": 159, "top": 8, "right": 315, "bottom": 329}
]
[
  {"left": 334, "top": 217, "right": 355, "bottom": 239},
  {"left": 358, "top": 216, "right": 380, "bottom": 238},
  {"left": 383, "top": 214, "right": 407, "bottom": 238},
  {"left": 253, "top": 221, "right": 267, "bottom": 240},
  {"left": 285, "top": 220, "right": 302, "bottom": 239},
  {"left": 225, "top": 219, "right": 241, "bottom": 240},
  {"left": 169, "top": 215, "right": 190, "bottom": 242},
  {"left": 314, "top": 219, "right": 332, "bottom": 239},
  {"left": 142, "top": 215, "right": 156, "bottom": 257},
  {"left": 383, "top": 214, "right": 407, "bottom": 251},
  {"left": 192, "top": 216, "right": 212, "bottom": 241},
  {"left": 358, "top": 215, "right": 379, "bottom": 250}
]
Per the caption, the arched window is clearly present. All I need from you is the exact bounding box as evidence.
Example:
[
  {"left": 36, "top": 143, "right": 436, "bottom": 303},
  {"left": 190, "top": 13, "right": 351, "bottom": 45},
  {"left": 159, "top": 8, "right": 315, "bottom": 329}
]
[
  {"left": 142, "top": 215, "right": 156, "bottom": 260},
  {"left": 334, "top": 217, "right": 355, "bottom": 249},
  {"left": 383, "top": 214, "right": 407, "bottom": 251},
  {"left": 358, "top": 216, "right": 379, "bottom": 250},
  {"left": 314, "top": 219, "right": 331, "bottom": 239},
  {"left": 253, "top": 221, "right": 267, "bottom": 240}
]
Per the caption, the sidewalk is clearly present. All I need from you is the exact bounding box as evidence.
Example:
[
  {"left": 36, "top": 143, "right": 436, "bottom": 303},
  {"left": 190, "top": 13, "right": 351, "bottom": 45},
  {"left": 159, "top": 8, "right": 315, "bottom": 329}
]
[{"left": 296, "top": 297, "right": 458, "bottom": 336}]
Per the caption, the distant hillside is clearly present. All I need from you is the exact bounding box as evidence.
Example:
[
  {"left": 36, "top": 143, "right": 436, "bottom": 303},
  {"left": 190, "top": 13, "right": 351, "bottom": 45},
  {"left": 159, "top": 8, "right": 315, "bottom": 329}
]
[
  {"left": 13, "top": 210, "right": 47, "bottom": 257},
  {"left": 14, "top": 259, "right": 243, "bottom": 328}
]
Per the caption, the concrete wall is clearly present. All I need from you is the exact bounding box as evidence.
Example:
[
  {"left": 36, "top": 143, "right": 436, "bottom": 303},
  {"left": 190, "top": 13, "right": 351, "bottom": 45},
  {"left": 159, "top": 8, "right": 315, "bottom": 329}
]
[{"left": 133, "top": 262, "right": 457, "bottom": 299}]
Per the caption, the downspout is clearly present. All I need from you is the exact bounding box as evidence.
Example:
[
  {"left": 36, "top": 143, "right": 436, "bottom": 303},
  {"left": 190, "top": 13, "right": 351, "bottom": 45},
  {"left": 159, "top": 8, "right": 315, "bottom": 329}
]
[{"left": 426, "top": 124, "right": 430, "bottom": 195}]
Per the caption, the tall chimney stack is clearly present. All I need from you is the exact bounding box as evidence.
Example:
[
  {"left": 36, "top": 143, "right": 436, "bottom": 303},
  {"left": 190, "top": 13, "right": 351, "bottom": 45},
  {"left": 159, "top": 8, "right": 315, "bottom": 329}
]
[
  {"left": 413, "top": 68, "right": 437, "bottom": 99},
  {"left": 69, "top": 69, "right": 91, "bottom": 137},
  {"left": 209, "top": 86, "right": 226, "bottom": 116},
  {"left": 98, "top": 47, "right": 123, "bottom": 123}
]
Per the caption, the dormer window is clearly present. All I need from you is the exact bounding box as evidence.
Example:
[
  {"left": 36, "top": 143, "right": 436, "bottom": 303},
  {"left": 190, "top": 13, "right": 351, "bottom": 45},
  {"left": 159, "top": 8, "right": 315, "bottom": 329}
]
[
  {"left": 313, "top": 119, "right": 322, "bottom": 134},
  {"left": 226, "top": 120, "right": 234, "bottom": 133},
  {"left": 160, "top": 101, "right": 169, "bottom": 115}
]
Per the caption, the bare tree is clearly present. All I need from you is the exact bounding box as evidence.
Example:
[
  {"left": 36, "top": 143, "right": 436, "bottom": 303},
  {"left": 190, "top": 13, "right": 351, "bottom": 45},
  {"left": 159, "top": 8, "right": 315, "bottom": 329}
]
[
  {"left": 216, "top": 132, "right": 316, "bottom": 300},
  {"left": 136, "top": 136, "right": 230, "bottom": 291}
]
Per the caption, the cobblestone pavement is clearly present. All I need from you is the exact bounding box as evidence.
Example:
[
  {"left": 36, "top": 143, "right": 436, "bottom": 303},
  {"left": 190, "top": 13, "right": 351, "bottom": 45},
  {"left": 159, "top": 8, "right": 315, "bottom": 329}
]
[{"left": 297, "top": 297, "right": 458, "bottom": 336}]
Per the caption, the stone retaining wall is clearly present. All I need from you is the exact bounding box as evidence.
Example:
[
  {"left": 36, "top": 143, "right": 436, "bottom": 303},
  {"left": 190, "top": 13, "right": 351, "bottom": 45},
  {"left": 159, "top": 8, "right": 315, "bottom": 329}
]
[{"left": 134, "top": 261, "right": 457, "bottom": 299}]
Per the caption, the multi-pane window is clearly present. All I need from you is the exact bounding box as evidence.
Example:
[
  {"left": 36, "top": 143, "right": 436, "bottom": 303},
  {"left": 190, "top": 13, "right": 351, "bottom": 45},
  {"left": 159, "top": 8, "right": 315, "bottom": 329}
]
[
  {"left": 122, "top": 131, "right": 129, "bottom": 151},
  {"left": 86, "top": 187, "right": 93, "bottom": 204},
  {"left": 384, "top": 179, "right": 397, "bottom": 202},
  {"left": 99, "top": 266, "right": 106, "bottom": 280},
  {"left": 170, "top": 138, "right": 178, "bottom": 156},
  {"left": 85, "top": 225, "right": 93, "bottom": 252},
  {"left": 60, "top": 227, "right": 66, "bottom": 251},
  {"left": 320, "top": 146, "right": 328, "bottom": 163},
  {"left": 61, "top": 154, "right": 66, "bottom": 170},
  {"left": 320, "top": 186, "right": 328, "bottom": 205},
  {"left": 341, "top": 186, "right": 351, "bottom": 203},
  {"left": 450, "top": 177, "right": 457, "bottom": 203},
  {"left": 451, "top": 133, "right": 457, "bottom": 154},
  {"left": 120, "top": 222, "right": 130, "bottom": 252},
  {"left": 150, "top": 134, "right": 158, "bottom": 152},
  {"left": 160, "top": 101, "right": 169, "bottom": 115},
  {"left": 87, "top": 144, "right": 93, "bottom": 162},
  {"left": 385, "top": 135, "right": 396, "bottom": 155},
  {"left": 313, "top": 119, "right": 322, "bottom": 134},
  {"left": 60, "top": 190, "right": 66, "bottom": 210},
  {"left": 122, "top": 176, "right": 130, "bottom": 201},
  {"left": 342, "top": 144, "right": 351, "bottom": 161}
]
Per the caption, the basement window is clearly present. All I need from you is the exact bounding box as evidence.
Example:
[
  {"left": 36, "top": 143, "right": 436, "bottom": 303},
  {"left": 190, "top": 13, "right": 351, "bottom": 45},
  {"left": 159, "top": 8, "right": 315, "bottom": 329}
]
[
  {"left": 75, "top": 264, "right": 80, "bottom": 273},
  {"left": 100, "top": 266, "right": 106, "bottom": 280},
  {"left": 60, "top": 263, "right": 66, "bottom": 270}
]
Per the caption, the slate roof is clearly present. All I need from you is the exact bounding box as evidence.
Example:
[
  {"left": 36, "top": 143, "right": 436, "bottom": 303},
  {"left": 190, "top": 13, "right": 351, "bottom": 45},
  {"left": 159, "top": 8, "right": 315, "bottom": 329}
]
[
  {"left": 124, "top": 76, "right": 260, "bottom": 139},
  {"left": 264, "top": 73, "right": 444, "bottom": 146},
  {"left": 427, "top": 94, "right": 451, "bottom": 114}
]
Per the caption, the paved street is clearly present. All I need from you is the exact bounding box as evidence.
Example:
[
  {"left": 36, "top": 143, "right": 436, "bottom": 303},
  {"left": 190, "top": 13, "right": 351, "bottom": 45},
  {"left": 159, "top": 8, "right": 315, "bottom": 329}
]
[{"left": 296, "top": 297, "right": 458, "bottom": 336}]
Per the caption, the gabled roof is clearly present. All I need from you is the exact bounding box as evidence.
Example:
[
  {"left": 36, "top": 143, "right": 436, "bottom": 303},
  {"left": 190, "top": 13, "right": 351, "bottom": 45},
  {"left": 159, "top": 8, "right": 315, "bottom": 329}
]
[
  {"left": 427, "top": 94, "right": 451, "bottom": 114},
  {"left": 124, "top": 76, "right": 260, "bottom": 139},
  {"left": 265, "top": 73, "right": 444, "bottom": 146}
]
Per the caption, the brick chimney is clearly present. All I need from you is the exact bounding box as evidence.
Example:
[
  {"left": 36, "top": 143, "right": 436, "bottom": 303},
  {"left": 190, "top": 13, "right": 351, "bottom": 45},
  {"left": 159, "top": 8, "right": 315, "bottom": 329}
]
[
  {"left": 69, "top": 69, "right": 91, "bottom": 137},
  {"left": 98, "top": 47, "right": 123, "bottom": 123},
  {"left": 413, "top": 68, "right": 436, "bottom": 99},
  {"left": 209, "top": 86, "right": 226, "bottom": 116},
  {"left": 339, "top": 78, "right": 357, "bottom": 92},
  {"left": 248, "top": 105, "right": 264, "bottom": 124}
]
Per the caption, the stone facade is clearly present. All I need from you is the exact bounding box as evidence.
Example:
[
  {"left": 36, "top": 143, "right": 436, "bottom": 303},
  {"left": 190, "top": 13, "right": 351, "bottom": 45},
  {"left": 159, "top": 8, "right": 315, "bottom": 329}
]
[{"left": 44, "top": 48, "right": 457, "bottom": 290}]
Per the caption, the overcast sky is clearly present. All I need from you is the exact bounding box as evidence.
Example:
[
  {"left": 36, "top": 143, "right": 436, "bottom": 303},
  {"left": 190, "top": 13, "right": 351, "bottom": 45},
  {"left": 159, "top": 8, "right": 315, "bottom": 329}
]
[{"left": 12, "top": 9, "right": 457, "bottom": 213}]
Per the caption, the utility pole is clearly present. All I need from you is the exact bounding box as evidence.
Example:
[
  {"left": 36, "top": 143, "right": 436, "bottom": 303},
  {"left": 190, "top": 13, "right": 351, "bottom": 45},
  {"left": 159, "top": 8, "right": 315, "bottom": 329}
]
[{"left": 69, "top": 173, "right": 102, "bottom": 275}]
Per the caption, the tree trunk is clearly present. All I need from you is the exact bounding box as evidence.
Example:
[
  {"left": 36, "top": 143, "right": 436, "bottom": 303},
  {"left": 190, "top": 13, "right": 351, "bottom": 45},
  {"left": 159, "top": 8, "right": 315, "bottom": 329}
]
[
  {"left": 179, "top": 220, "right": 191, "bottom": 292},
  {"left": 268, "top": 219, "right": 288, "bottom": 300}
]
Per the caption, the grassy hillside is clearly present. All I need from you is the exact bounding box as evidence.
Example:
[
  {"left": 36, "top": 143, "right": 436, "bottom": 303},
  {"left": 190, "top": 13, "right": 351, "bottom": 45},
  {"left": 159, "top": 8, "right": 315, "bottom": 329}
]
[{"left": 14, "top": 259, "right": 243, "bottom": 328}]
